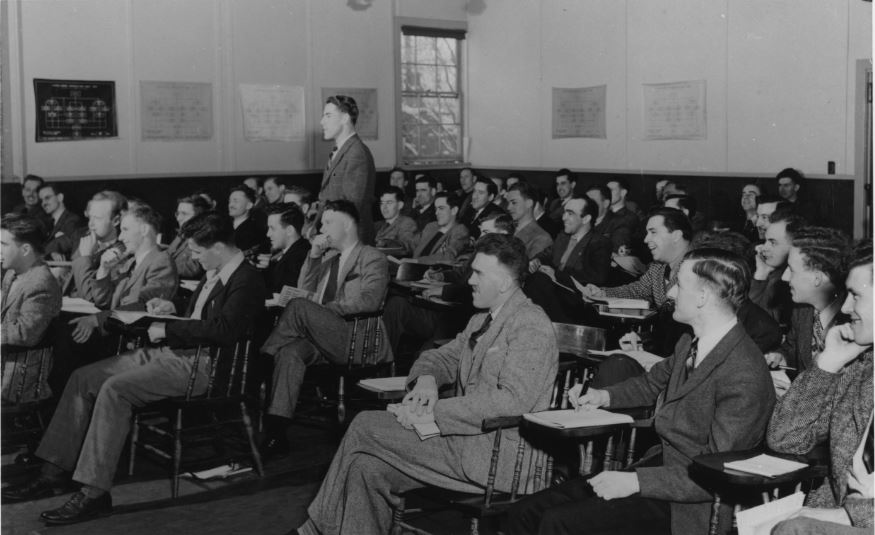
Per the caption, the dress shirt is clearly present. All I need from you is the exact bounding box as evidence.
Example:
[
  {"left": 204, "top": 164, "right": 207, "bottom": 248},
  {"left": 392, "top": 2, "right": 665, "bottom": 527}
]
[
  {"left": 691, "top": 318, "right": 738, "bottom": 368},
  {"left": 191, "top": 251, "right": 245, "bottom": 319}
]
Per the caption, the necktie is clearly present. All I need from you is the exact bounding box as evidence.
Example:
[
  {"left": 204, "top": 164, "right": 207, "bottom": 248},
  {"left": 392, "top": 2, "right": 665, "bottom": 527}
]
[
  {"left": 468, "top": 314, "right": 493, "bottom": 350},
  {"left": 864, "top": 417, "right": 874, "bottom": 474},
  {"left": 663, "top": 263, "right": 672, "bottom": 292},
  {"left": 683, "top": 337, "right": 699, "bottom": 382},
  {"left": 420, "top": 231, "right": 445, "bottom": 257},
  {"left": 558, "top": 236, "right": 579, "bottom": 271},
  {"left": 326, "top": 146, "right": 338, "bottom": 168},
  {"left": 812, "top": 314, "right": 825, "bottom": 357},
  {"left": 321, "top": 256, "right": 341, "bottom": 305}
]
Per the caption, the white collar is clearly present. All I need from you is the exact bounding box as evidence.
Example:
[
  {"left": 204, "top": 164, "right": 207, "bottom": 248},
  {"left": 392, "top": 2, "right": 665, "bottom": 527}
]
[
  {"left": 213, "top": 251, "right": 245, "bottom": 286},
  {"left": 693, "top": 318, "right": 738, "bottom": 367},
  {"left": 333, "top": 132, "right": 355, "bottom": 153}
]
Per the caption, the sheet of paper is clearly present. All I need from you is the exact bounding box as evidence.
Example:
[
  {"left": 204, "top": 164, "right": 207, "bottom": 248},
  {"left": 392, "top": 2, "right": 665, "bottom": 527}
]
[
  {"left": 413, "top": 422, "right": 441, "bottom": 440},
  {"left": 552, "top": 85, "right": 607, "bottom": 139},
  {"left": 523, "top": 409, "right": 634, "bottom": 429},
  {"left": 141, "top": 81, "right": 213, "bottom": 140},
  {"left": 61, "top": 297, "right": 101, "bottom": 314},
  {"left": 643, "top": 80, "right": 706, "bottom": 140},
  {"left": 724, "top": 454, "right": 809, "bottom": 478},
  {"left": 110, "top": 310, "right": 188, "bottom": 324},
  {"left": 359, "top": 377, "right": 408, "bottom": 392},
  {"left": 592, "top": 298, "right": 651, "bottom": 310},
  {"left": 735, "top": 492, "right": 805, "bottom": 535}
]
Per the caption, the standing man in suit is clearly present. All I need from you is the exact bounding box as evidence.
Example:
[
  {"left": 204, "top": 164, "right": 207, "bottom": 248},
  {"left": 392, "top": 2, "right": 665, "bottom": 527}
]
[
  {"left": 764, "top": 226, "right": 851, "bottom": 376},
  {"left": 289, "top": 234, "right": 558, "bottom": 535},
  {"left": 509, "top": 248, "right": 775, "bottom": 535},
  {"left": 411, "top": 175, "right": 438, "bottom": 231},
  {"left": 412, "top": 192, "right": 470, "bottom": 263},
  {"left": 258, "top": 202, "right": 311, "bottom": 293},
  {"left": 2, "top": 213, "right": 266, "bottom": 525},
  {"left": 318, "top": 95, "right": 376, "bottom": 245},
  {"left": 374, "top": 186, "right": 418, "bottom": 256},
  {"left": 769, "top": 240, "right": 873, "bottom": 534},
  {"left": 507, "top": 182, "right": 553, "bottom": 259},
  {"left": 1, "top": 214, "right": 62, "bottom": 403},
  {"left": 38, "top": 184, "right": 83, "bottom": 260},
  {"left": 167, "top": 194, "right": 211, "bottom": 280},
  {"left": 259, "top": 200, "right": 390, "bottom": 458}
]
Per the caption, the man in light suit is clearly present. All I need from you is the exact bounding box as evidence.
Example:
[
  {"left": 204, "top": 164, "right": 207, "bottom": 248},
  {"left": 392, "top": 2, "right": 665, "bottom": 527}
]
[
  {"left": 509, "top": 248, "right": 775, "bottom": 535},
  {"left": 260, "top": 200, "right": 391, "bottom": 459},
  {"left": 2, "top": 213, "right": 266, "bottom": 525},
  {"left": 411, "top": 191, "right": 470, "bottom": 263},
  {"left": 374, "top": 186, "right": 418, "bottom": 256},
  {"left": 38, "top": 183, "right": 83, "bottom": 260},
  {"left": 69, "top": 191, "right": 125, "bottom": 300},
  {"left": 289, "top": 234, "right": 558, "bottom": 535},
  {"left": 318, "top": 95, "right": 376, "bottom": 244},
  {"left": 1, "top": 214, "right": 62, "bottom": 403},
  {"left": 507, "top": 182, "right": 552, "bottom": 259}
]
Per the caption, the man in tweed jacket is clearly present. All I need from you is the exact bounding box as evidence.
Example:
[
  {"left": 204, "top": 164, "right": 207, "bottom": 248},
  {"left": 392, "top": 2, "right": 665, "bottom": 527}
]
[{"left": 769, "top": 240, "right": 873, "bottom": 533}]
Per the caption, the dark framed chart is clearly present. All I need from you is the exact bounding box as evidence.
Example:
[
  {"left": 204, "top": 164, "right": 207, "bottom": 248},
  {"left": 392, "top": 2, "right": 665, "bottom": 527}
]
[{"left": 34, "top": 79, "right": 117, "bottom": 142}]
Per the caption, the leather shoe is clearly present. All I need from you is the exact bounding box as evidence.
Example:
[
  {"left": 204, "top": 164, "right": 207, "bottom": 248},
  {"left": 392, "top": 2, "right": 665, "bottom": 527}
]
[
  {"left": 2, "top": 475, "right": 68, "bottom": 503},
  {"left": 260, "top": 436, "right": 290, "bottom": 461},
  {"left": 40, "top": 491, "right": 112, "bottom": 525}
]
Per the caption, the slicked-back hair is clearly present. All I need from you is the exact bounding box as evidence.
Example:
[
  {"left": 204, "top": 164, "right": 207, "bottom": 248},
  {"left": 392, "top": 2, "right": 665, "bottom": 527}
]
[
  {"left": 177, "top": 194, "right": 212, "bottom": 216},
  {"left": 435, "top": 191, "right": 462, "bottom": 210},
  {"left": 379, "top": 186, "right": 406, "bottom": 203},
  {"left": 607, "top": 178, "right": 631, "bottom": 192},
  {"left": 1, "top": 213, "right": 47, "bottom": 254},
  {"left": 776, "top": 167, "right": 804, "bottom": 186},
  {"left": 683, "top": 247, "right": 751, "bottom": 313},
  {"left": 508, "top": 181, "right": 538, "bottom": 202},
  {"left": 415, "top": 174, "right": 436, "bottom": 189},
  {"left": 124, "top": 202, "right": 162, "bottom": 234},
  {"left": 647, "top": 207, "right": 693, "bottom": 242},
  {"left": 230, "top": 185, "right": 256, "bottom": 204},
  {"left": 323, "top": 199, "right": 360, "bottom": 225},
  {"left": 92, "top": 190, "right": 127, "bottom": 218},
  {"left": 266, "top": 202, "right": 305, "bottom": 235},
  {"left": 665, "top": 194, "right": 697, "bottom": 218},
  {"left": 37, "top": 183, "right": 62, "bottom": 196},
  {"left": 473, "top": 233, "right": 529, "bottom": 285},
  {"left": 585, "top": 184, "right": 611, "bottom": 203},
  {"left": 181, "top": 212, "right": 235, "bottom": 248},
  {"left": 769, "top": 214, "right": 806, "bottom": 243},
  {"left": 264, "top": 176, "right": 283, "bottom": 188},
  {"left": 577, "top": 195, "right": 600, "bottom": 222},
  {"left": 755, "top": 193, "right": 782, "bottom": 207},
  {"left": 691, "top": 230, "right": 753, "bottom": 262},
  {"left": 285, "top": 185, "right": 312, "bottom": 205},
  {"left": 791, "top": 226, "right": 852, "bottom": 289},
  {"left": 23, "top": 174, "right": 45, "bottom": 188},
  {"left": 482, "top": 212, "right": 516, "bottom": 235},
  {"left": 555, "top": 168, "right": 575, "bottom": 183},
  {"left": 849, "top": 239, "right": 873, "bottom": 273},
  {"left": 326, "top": 95, "right": 359, "bottom": 125},
  {"left": 475, "top": 178, "right": 498, "bottom": 197}
]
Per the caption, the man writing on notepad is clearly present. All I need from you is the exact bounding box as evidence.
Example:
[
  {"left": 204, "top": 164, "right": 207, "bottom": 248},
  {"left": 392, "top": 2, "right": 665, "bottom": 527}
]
[{"left": 508, "top": 248, "right": 775, "bottom": 535}]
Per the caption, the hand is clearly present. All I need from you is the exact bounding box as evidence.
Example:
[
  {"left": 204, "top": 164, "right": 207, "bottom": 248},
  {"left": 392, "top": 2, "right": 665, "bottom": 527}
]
[
  {"left": 528, "top": 259, "right": 542, "bottom": 273},
  {"left": 791, "top": 506, "right": 852, "bottom": 526},
  {"left": 753, "top": 244, "right": 775, "bottom": 280},
  {"left": 402, "top": 375, "right": 438, "bottom": 416},
  {"left": 50, "top": 252, "right": 66, "bottom": 262},
  {"left": 310, "top": 234, "right": 330, "bottom": 258},
  {"left": 146, "top": 298, "right": 176, "bottom": 315},
  {"left": 147, "top": 322, "right": 167, "bottom": 343},
  {"left": 69, "top": 315, "right": 100, "bottom": 344},
  {"left": 763, "top": 351, "right": 786, "bottom": 369},
  {"left": 424, "top": 268, "right": 444, "bottom": 282},
  {"left": 579, "top": 283, "right": 605, "bottom": 302},
  {"left": 99, "top": 247, "right": 124, "bottom": 270},
  {"left": 256, "top": 253, "right": 271, "bottom": 269},
  {"left": 538, "top": 265, "right": 556, "bottom": 280},
  {"left": 568, "top": 385, "right": 609, "bottom": 411},
  {"left": 818, "top": 324, "right": 870, "bottom": 373},
  {"left": 78, "top": 232, "right": 97, "bottom": 257},
  {"left": 391, "top": 404, "right": 436, "bottom": 430},
  {"left": 588, "top": 471, "right": 639, "bottom": 500},
  {"left": 423, "top": 287, "right": 443, "bottom": 299}
]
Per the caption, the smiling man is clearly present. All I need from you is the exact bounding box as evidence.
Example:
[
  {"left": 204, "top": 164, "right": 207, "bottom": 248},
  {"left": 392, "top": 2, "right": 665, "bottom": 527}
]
[
  {"left": 38, "top": 184, "right": 83, "bottom": 260},
  {"left": 750, "top": 213, "right": 805, "bottom": 325},
  {"left": 459, "top": 178, "right": 505, "bottom": 239},
  {"left": 412, "top": 191, "right": 470, "bottom": 263},
  {"left": 374, "top": 186, "right": 417, "bottom": 256}
]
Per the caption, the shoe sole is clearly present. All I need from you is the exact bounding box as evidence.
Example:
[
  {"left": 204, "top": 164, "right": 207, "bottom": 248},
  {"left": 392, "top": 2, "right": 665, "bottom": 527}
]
[
  {"left": 2, "top": 486, "right": 68, "bottom": 504},
  {"left": 42, "top": 508, "right": 112, "bottom": 525}
]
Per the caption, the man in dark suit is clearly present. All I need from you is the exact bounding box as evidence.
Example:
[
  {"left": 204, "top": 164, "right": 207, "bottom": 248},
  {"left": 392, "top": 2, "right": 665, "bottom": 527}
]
[
  {"left": 586, "top": 183, "right": 637, "bottom": 254},
  {"left": 453, "top": 167, "right": 476, "bottom": 222},
  {"left": 459, "top": 178, "right": 504, "bottom": 239},
  {"left": 38, "top": 184, "right": 83, "bottom": 260},
  {"left": 509, "top": 248, "right": 776, "bottom": 535},
  {"left": 776, "top": 167, "right": 820, "bottom": 225},
  {"left": 229, "top": 185, "right": 267, "bottom": 256},
  {"left": 411, "top": 191, "right": 470, "bottom": 263},
  {"left": 318, "top": 95, "right": 376, "bottom": 244},
  {"left": 11, "top": 174, "right": 53, "bottom": 232},
  {"left": 2, "top": 213, "right": 266, "bottom": 525},
  {"left": 533, "top": 186, "right": 561, "bottom": 239},
  {"left": 546, "top": 169, "right": 576, "bottom": 226},
  {"left": 411, "top": 175, "right": 438, "bottom": 232},
  {"left": 374, "top": 187, "right": 417, "bottom": 256},
  {"left": 258, "top": 202, "right": 311, "bottom": 293},
  {"left": 260, "top": 200, "right": 391, "bottom": 458}
]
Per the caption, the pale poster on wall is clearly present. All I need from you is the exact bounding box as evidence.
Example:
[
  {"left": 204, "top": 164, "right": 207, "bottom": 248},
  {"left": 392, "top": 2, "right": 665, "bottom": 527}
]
[
  {"left": 239, "top": 84, "right": 305, "bottom": 141},
  {"left": 642, "top": 80, "right": 706, "bottom": 140},
  {"left": 141, "top": 81, "right": 213, "bottom": 140},
  {"left": 551, "top": 85, "right": 607, "bottom": 139},
  {"left": 320, "top": 88, "right": 378, "bottom": 139}
]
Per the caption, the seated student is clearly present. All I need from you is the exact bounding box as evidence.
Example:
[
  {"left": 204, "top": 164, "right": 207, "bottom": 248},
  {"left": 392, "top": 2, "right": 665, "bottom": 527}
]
[
  {"left": 586, "top": 183, "right": 641, "bottom": 254},
  {"left": 490, "top": 176, "right": 509, "bottom": 210},
  {"left": 776, "top": 167, "right": 820, "bottom": 224},
  {"left": 243, "top": 177, "right": 264, "bottom": 209},
  {"left": 38, "top": 184, "right": 83, "bottom": 261},
  {"left": 411, "top": 191, "right": 470, "bottom": 263},
  {"left": 661, "top": 181, "right": 707, "bottom": 232},
  {"left": 533, "top": 185, "right": 561, "bottom": 239},
  {"left": 525, "top": 196, "right": 611, "bottom": 324},
  {"left": 506, "top": 181, "right": 553, "bottom": 259},
  {"left": 754, "top": 193, "right": 785, "bottom": 240},
  {"left": 259, "top": 200, "right": 391, "bottom": 459},
  {"left": 68, "top": 191, "right": 127, "bottom": 299},
  {"left": 167, "top": 194, "right": 211, "bottom": 280},
  {"left": 736, "top": 183, "right": 762, "bottom": 243},
  {"left": 606, "top": 178, "right": 644, "bottom": 231},
  {"left": 288, "top": 234, "right": 558, "bottom": 535},
  {"left": 228, "top": 185, "right": 267, "bottom": 257},
  {"left": 508, "top": 248, "right": 776, "bottom": 535},
  {"left": 411, "top": 175, "right": 438, "bottom": 232},
  {"left": 764, "top": 226, "right": 851, "bottom": 377},
  {"left": 262, "top": 176, "right": 286, "bottom": 209},
  {"left": 768, "top": 240, "right": 873, "bottom": 535},
  {"left": 547, "top": 169, "right": 576, "bottom": 225},
  {"left": 374, "top": 186, "right": 418, "bottom": 256},
  {"left": 750, "top": 212, "right": 805, "bottom": 325},
  {"left": 1, "top": 214, "right": 62, "bottom": 403},
  {"left": 283, "top": 185, "right": 317, "bottom": 239},
  {"left": 664, "top": 194, "right": 706, "bottom": 234},
  {"left": 453, "top": 167, "right": 477, "bottom": 220},
  {"left": 258, "top": 202, "right": 310, "bottom": 293},
  {"left": 1, "top": 213, "right": 265, "bottom": 525},
  {"left": 387, "top": 167, "right": 414, "bottom": 214},
  {"left": 11, "top": 174, "right": 53, "bottom": 232},
  {"left": 458, "top": 178, "right": 505, "bottom": 240}
]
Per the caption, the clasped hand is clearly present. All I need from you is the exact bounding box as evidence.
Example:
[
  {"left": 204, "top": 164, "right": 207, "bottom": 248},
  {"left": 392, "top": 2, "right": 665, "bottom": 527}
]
[
  {"left": 146, "top": 297, "right": 176, "bottom": 316},
  {"left": 69, "top": 315, "right": 99, "bottom": 344},
  {"left": 588, "top": 471, "right": 640, "bottom": 500},
  {"left": 395, "top": 375, "right": 438, "bottom": 429},
  {"left": 567, "top": 384, "right": 610, "bottom": 411}
]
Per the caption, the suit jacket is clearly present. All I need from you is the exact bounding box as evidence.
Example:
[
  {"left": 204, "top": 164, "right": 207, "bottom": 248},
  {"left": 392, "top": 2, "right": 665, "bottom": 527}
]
[
  {"left": 462, "top": 203, "right": 505, "bottom": 239},
  {"left": 166, "top": 235, "right": 204, "bottom": 280},
  {"left": 777, "top": 302, "right": 848, "bottom": 377},
  {"left": 233, "top": 216, "right": 267, "bottom": 256},
  {"left": 266, "top": 238, "right": 310, "bottom": 293},
  {"left": 375, "top": 215, "right": 418, "bottom": 256},
  {"left": 605, "top": 324, "right": 775, "bottom": 535},
  {"left": 596, "top": 208, "right": 640, "bottom": 252},
  {"left": 69, "top": 237, "right": 123, "bottom": 301},
  {"left": 166, "top": 260, "right": 266, "bottom": 349},
  {"left": 89, "top": 248, "right": 178, "bottom": 311},
  {"left": 546, "top": 197, "right": 567, "bottom": 224},
  {"left": 749, "top": 269, "right": 793, "bottom": 326},
  {"left": 514, "top": 221, "right": 553, "bottom": 259},
  {"left": 413, "top": 221, "right": 470, "bottom": 263},
  {"left": 412, "top": 203, "right": 437, "bottom": 232},
  {"left": 43, "top": 209, "right": 84, "bottom": 259},
  {"left": 535, "top": 212, "right": 561, "bottom": 239},
  {"left": 768, "top": 350, "right": 873, "bottom": 528},
  {"left": 408, "top": 288, "right": 558, "bottom": 493},
  {"left": 538, "top": 230, "right": 612, "bottom": 287},
  {"left": 12, "top": 203, "right": 53, "bottom": 234},
  {"left": 1, "top": 262, "right": 62, "bottom": 402},
  {"left": 319, "top": 134, "right": 377, "bottom": 244}
]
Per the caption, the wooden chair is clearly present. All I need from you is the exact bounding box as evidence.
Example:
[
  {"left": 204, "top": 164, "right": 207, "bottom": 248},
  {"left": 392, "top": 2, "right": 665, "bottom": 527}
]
[{"left": 127, "top": 333, "right": 264, "bottom": 497}]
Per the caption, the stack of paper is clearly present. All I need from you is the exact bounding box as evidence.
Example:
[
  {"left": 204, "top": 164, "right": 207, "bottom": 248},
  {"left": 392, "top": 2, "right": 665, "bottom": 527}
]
[
  {"left": 412, "top": 422, "right": 441, "bottom": 440},
  {"left": 523, "top": 409, "right": 634, "bottom": 429},
  {"left": 724, "top": 454, "right": 808, "bottom": 478},
  {"left": 61, "top": 297, "right": 100, "bottom": 314},
  {"left": 735, "top": 492, "right": 805, "bottom": 535},
  {"left": 593, "top": 298, "right": 650, "bottom": 310},
  {"left": 358, "top": 377, "right": 407, "bottom": 392}
]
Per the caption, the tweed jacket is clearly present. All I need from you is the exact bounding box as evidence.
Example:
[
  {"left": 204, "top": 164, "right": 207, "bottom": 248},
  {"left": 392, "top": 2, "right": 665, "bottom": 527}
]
[
  {"left": 166, "top": 234, "right": 204, "bottom": 280},
  {"left": 605, "top": 324, "right": 775, "bottom": 535},
  {"left": 768, "top": 350, "right": 873, "bottom": 527},
  {"left": 89, "top": 247, "right": 178, "bottom": 311},
  {"left": 605, "top": 256, "right": 684, "bottom": 310},
  {"left": 375, "top": 215, "right": 418, "bottom": 256},
  {"left": 413, "top": 221, "right": 470, "bottom": 264},
  {"left": 318, "top": 134, "right": 377, "bottom": 244},
  {"left": 537, "top": 230, "right": 612, "bottom": 287},
  {"left": 776, "top": 302, "right": 848, "bottom": 378},
  {"left": 43, "top": 209, "right": 84, "bottom": 259},
  {"left": 69, "top": 235, "right": 123, "bottom": 299},
  {"left": 407, "top": 288, "right": 558, "bottom": 493},
  {"left": 514, "top": 221, "right": 553, "bottom": 259}
]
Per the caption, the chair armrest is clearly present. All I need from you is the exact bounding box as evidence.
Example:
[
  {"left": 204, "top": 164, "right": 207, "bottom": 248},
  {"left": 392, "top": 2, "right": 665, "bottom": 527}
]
[{"left": 481, "top": 415, "right": 523, "bottom": 432}]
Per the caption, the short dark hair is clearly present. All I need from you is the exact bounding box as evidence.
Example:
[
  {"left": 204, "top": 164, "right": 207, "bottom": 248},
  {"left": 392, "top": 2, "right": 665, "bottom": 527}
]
[
  {"left": 1, "top": 213, "right": 47, "bottom": 254},
  {"left": 647, "top": 207, "right": 693, "bottom": 242},
  {"left": 482, "top": 212, "right": 516, "bottom": 235},
  {"left": 769, "top": 213, "right": 806, "bottom": 241},
  {"left": 323, "top": 199, "right": 360, "bottom": 225},
  {"left": 37, "top": 183, "right": 62, "bottom": 196},
  {"left": 180, "top": 212, "right": 235, "bottom": 248},
  {"left": 665, "top": 180, "right": 689, "bottom": 195},
  {"left": 266, "top": 202, "right": 305, "bottom": 235},
  {"left": 326, "top": 95, "right": 359, "bottom": 125},
  {"left": 177, "top": 194, "right": 212, "bottom": 216},
  {"left": 379, "top": 186, "right": 406, "bottom": 203},
  {"left": 415, "top": 175, "right": 436, "bottom": 190},
  {"left": 555, "top": 168, "right": 575, "bottom": 183},
  {"left": 473, "top": 233, "right": 529, "bottom": 285},
  {"left": 585, "top": 184, "right": 611, "bottom": 202},
  {"left": 607, "top": 178, "right": 630, "bottom": 192},
  {"left": 230, "top": 185, "right": 256, "bottom": 204},
  {"left": 285, "top": 185, "right": 312, "bottom": 205},
  {"left": 791, "top": 226, "right": 852, "bottom": 289},
  {"left": 124, "top": 203, "right": 162, "bottom": 233},
  {"left": 691, "top": 230, "right": 753, "bottom": 260},
  {"left": 848, "top": 239, "right": 873, "bottom": 273},
  {"left": 683, "top": 248, "right": 751, "bottom": 313},
  {"left": 776, "top": 167, "right": 804, "bottom": 186},
  {"left": 578, "top": 196, "right": 599, "bottom": 222},
  {"left": 755, "top": 193, "right": 783, "bottom": 206},
  {"left": 264, "top": 176, "right": 283, "bottom": 188},
  {"left": 475, "top": 178, "right": 498, "bottom": 197},
  {"left": 434, "top": 191, "right": 462, "bottom": 210},
  {"left": 508, "top": 181, "right": 538, "bottom": 202},
  {"left": 23, "top": 174, "right": 45, "bottom": 188},
  {"left": 770, "top": 201, "right": 796, "bottom": 222},
  {"left": 665, "top": 194, "right": 697, "bottom": 218},
  {"left": 389, "top": 167, "right": 407, "bottom": 181}
]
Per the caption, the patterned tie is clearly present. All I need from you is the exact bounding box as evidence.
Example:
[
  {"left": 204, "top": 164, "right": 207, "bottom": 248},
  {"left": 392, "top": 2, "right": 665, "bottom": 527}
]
[
  {"left": 812, "top": 314, "right": 825, "bottom": 358},
  {"left": 326, "top": 146, "right": 338, "bottom": 169},
  {"left": 683, "top": 337, "right": 699, "bottom": 382},
  {"left": 468, "top": 314, "right": 493, "bottom": 350},
  {"left": 663, "top": 263, "right": 672, "bottom": 292}
]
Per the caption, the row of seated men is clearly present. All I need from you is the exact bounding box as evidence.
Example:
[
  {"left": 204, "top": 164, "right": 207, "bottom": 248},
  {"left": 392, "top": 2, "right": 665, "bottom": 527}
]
[{"left": 1, "top": 168, "right": 868, "bottom": 534}]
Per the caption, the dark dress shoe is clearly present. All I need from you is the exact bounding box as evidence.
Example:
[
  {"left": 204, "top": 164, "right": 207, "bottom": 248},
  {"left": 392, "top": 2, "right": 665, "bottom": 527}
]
[
  {"left": 2, "top": 475, "right": 67, "bottom": 502},
  {"left": 40, "top": 491, "right": 112, "bottom": 525},
  {"left": 260, "top": 436, "right": 291, "bottom": 461}
]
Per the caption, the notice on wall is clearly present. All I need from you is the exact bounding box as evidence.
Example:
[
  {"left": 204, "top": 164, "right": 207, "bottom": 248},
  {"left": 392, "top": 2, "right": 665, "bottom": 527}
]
[
  {"left": 141, "top": 81, "right": 213, "bottom": 140},
  {"left": 551, "top": 85, "right": 607, "bottom": 139},
  {"left": 239, "top": 84, "right": 305, "bottom": 142},
  {"left": 34, "top": 79, "right": 117, "bottom": 142},
  {"left": 320, "top": 88, "right": 378, "bottom": 139},
  {"left": 643, "top": 80, "right": 706, "bottom": 140}
]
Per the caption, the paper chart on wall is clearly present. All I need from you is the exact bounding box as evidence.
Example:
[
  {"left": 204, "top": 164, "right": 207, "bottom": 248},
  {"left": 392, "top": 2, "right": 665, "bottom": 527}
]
[
  {"left": 551, "top": 85, "right": 607, "bottom": 139},
  {"left": 140, "top": 81, "right": 213, "bottom": 140},
  {"left": 239, "top": 84, "right": 305, "bottom": 141},
  {"left": 642, "top": 80, "right": 706, "bottom": 140},
  {"left": 320, "top": 87, "right": 378, "bottom": 139}
]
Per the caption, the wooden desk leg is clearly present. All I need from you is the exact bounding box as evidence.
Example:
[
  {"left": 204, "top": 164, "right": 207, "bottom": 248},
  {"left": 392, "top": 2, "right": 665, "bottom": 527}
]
[{"left": 709, "top": 494, "right": 721, "bottom": 535}]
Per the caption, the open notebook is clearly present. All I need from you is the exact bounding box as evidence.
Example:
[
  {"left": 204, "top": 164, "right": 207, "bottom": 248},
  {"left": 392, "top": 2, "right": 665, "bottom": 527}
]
[{"left": 523, "top": 409, "right": 634, "bottom": 429}]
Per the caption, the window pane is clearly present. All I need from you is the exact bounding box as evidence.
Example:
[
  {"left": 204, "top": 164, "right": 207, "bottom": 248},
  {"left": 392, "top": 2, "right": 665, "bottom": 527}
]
[
  {"left": 437, "top": 65, "right": 457, "bottom": 93},
  {"left": 440, "top": 126, "right": 461, "bottom": 157},
  {"left": 439, "top": 98, "right": 460, "bottom": 124},
  {"left": 402, "top": 65, "right": 421, "bottom": 92},
  {"left": 402, "top": 125, "right": 420, "bottom": 159},
  {"left": 420, "top": 97, "right": 442, "bottom": 125},
  {"left": 420, "top": 126, "right": 442, "bottom": 157},
  {"left": 417, "top": 65, "right": 439, "bottom": 92},
  {"left": 435, "top": 38, "right": 457, "bottom": 66},
  {"left": 401, "top": 35, "right": 416, "bottom": 63},
  {"left": 415, "top": 36, "right": 436, "bottom": 64}
]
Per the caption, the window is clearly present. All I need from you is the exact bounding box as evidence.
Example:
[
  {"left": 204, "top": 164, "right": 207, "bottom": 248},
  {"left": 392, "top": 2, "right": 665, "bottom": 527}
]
[{"left": 399, "top": 26, "right": 465, "bottom": 165}]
